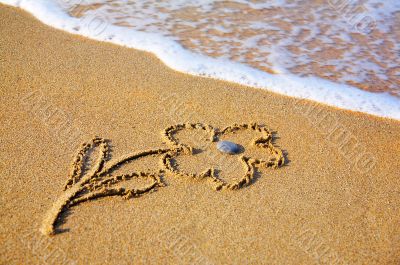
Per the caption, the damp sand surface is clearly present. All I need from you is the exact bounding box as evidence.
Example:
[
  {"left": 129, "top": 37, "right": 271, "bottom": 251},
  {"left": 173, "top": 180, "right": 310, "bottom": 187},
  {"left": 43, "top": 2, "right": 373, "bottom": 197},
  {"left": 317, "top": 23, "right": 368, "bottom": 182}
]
[
  {"left": 1, "top": 5, "right": 400, "bottom": 265},
  {"left": 70, "top": 0, "right": 400, "bottom": 96}
]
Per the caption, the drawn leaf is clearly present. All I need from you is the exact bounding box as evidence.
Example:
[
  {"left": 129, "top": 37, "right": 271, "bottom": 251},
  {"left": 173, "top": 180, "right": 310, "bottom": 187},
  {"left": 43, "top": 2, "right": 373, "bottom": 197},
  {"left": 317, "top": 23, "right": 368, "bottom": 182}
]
[
  {"left": 42, "top": 137, "right": 169, "bottom": 236},
  {"left": 70, "top": 147, "right": 169, "bottom": 206},
  {"left": 71, "top": 172, "right": 163, "bottom": 206},
  {"left": 63, "top": 136, "right": 109, "bottom": 190}
]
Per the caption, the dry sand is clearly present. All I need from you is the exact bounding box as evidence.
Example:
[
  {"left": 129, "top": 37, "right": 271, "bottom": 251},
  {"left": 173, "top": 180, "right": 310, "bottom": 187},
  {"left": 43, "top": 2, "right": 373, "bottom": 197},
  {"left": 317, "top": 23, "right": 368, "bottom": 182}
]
[{"left": 1, "top": 5, "right": 400, "bottom": 265}]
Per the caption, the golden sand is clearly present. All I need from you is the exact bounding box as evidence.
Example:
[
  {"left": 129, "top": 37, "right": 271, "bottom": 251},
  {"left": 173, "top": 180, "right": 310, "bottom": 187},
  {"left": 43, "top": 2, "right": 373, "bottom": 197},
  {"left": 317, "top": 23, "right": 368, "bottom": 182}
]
[
  {"left": 1, "top": 5, "right": 400, "bottom": 264},
  {"left": 41, "top": 123, "right": 284, "bottom": 236}
]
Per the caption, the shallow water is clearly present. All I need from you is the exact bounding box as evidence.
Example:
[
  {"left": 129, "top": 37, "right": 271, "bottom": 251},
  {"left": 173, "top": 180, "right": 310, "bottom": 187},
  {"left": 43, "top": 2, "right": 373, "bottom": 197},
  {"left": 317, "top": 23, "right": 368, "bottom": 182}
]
[{"left": 68, "top": 0, "right": 400, "bottom": 97}]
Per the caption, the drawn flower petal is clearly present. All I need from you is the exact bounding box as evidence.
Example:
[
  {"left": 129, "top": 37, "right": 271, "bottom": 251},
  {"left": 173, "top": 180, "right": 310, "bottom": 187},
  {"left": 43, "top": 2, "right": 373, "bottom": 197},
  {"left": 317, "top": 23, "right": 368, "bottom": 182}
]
[
  {"left": 218, "top": 123, "right": 276, "bottom": 165},
  {"left": 162, "top": 122, "right": 285, "bottom": 190},
  {"left": 162, "top": 123, "right": 215, "bottom": 154}
]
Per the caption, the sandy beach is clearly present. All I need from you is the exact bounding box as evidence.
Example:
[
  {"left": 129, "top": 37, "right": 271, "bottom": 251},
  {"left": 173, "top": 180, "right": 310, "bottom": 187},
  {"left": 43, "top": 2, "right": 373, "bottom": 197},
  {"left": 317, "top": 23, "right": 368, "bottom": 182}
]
[{"left": 1, "top": 4, "right": 400, "bottom": 264}]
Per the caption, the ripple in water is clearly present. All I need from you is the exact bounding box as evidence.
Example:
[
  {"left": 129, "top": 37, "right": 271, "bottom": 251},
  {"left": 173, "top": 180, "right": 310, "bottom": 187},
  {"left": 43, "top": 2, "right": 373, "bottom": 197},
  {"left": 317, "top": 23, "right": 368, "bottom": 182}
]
[{"left": 66, "top": 0, "right": 400, "bottom": 97}]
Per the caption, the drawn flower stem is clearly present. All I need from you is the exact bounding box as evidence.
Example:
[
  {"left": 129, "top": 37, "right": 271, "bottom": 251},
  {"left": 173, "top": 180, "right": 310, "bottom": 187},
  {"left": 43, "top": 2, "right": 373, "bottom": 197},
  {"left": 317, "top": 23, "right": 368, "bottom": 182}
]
[
  {"left": 40, "top": 175, "right": 94, "bottom": 236},
  {"left": 41, "top": 137, "right": 170, "bottom": 236}
]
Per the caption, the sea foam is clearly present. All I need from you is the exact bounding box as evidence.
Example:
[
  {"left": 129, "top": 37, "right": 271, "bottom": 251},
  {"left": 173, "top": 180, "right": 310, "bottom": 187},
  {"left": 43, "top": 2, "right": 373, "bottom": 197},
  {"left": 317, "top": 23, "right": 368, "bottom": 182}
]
[{"left": 1, "top": 0, "right": 399, "bottom": 120}]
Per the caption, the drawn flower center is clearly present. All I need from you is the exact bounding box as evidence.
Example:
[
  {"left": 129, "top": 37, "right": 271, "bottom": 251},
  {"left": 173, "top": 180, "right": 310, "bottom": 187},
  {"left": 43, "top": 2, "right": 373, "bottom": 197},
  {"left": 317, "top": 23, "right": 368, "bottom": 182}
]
[{"left": 216, "top": 140, "right": 242, "bottom": 155}]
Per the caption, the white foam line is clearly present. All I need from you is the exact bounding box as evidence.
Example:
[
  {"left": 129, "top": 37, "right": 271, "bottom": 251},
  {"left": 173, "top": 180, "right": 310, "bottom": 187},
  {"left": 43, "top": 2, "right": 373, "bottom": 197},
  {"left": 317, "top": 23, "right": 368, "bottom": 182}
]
[{"left": 2, "top": 0, "right": 399, "bottom": 120}]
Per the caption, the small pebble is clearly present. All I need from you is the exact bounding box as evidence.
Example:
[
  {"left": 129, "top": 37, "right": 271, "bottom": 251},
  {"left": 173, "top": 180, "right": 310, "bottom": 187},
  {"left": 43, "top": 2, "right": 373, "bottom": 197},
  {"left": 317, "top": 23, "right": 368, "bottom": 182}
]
[{"left": 217, "top": 141, "right": 240, "bottom": 154}]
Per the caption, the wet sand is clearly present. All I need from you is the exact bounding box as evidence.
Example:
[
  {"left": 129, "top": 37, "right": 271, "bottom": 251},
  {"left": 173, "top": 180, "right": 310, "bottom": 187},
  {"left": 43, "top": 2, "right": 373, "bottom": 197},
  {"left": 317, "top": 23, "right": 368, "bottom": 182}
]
[{"left": 70, "top": 0, "right": 400, "bottom": 96}]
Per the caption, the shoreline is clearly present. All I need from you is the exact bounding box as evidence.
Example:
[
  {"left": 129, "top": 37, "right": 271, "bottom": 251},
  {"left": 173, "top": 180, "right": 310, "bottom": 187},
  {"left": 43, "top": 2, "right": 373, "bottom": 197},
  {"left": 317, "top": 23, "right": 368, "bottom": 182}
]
[
  {"left": 1, "top": 5, "right": 400, "bottom": 264},
  {"left": 0, "top": 1, "right": 399, "bottom": 120}
]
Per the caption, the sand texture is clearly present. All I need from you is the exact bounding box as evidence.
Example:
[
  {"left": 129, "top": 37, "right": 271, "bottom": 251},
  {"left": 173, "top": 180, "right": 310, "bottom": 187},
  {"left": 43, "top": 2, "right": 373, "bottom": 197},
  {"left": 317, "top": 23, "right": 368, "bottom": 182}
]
[{"left": 1, "top": 5, "right": 400, "bottom": 265}]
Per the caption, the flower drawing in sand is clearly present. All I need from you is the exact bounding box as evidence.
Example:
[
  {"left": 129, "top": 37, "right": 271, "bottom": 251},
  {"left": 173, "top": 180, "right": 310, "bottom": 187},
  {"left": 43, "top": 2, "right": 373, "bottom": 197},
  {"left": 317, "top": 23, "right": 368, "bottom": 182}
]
[{"left": 41, "top": 123, "right": 285, "bottom": 236}]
